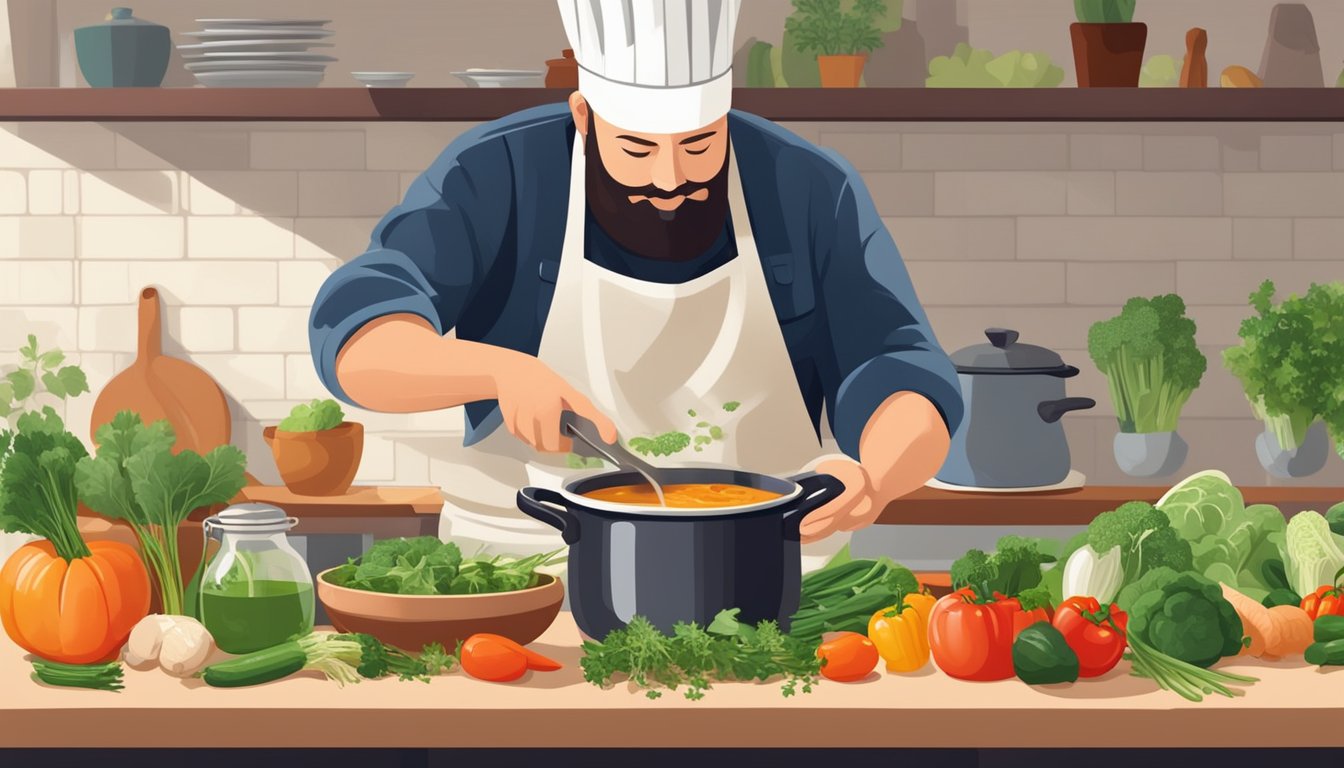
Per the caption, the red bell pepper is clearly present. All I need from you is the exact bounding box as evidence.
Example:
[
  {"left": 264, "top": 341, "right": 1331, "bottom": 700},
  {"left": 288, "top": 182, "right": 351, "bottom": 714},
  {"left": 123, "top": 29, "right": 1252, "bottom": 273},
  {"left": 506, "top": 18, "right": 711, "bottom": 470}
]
[
  {"left": 1052, "top": 596, "right": 1128, "bottom": 678},
  {"left": 1301, "top": 586, "right": 1344, "bottom": 620},
  {"left": 928, "top": 587, "right": 1051, "bottom": 682}
]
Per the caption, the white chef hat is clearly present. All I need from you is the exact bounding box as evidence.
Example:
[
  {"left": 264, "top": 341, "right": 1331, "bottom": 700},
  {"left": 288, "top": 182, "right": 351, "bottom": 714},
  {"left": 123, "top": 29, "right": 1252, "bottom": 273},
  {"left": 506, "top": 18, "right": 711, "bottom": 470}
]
[{"left": 557, "top": 0, "right": 741, "bottom": 134}]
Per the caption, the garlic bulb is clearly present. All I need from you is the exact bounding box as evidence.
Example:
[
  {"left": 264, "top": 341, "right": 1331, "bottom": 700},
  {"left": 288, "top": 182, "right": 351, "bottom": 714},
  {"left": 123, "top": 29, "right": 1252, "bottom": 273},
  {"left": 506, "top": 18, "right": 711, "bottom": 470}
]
[
  {"left": 122, "top": 614, "right": 216, "bottom": 676},
  {"left": 124, "top": 614, "right": 178, "bottom": 669}
]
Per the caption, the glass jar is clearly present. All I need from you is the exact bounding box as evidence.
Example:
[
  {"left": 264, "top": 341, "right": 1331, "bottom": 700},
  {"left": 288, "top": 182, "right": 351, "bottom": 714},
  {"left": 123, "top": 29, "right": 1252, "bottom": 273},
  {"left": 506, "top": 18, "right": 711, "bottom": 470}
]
[{"left": 200, "top": 504, "right": 314, "bottom": 655}]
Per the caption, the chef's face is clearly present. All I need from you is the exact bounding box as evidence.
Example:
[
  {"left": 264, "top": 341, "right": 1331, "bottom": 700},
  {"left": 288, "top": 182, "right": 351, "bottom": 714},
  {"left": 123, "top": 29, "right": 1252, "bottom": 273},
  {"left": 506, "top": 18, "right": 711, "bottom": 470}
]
[{"left": 570, "top": 93, "right": 729, "bottom": 213}]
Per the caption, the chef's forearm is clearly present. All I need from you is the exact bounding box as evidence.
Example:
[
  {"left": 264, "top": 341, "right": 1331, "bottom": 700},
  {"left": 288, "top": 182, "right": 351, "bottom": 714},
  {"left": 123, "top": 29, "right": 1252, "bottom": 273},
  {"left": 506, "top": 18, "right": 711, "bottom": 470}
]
[
  {"left": 858, "top": 392, "right": 951, "bottom": 502},
  {"left": 334, "top": 314, "right": 520, "bottom": 412}
]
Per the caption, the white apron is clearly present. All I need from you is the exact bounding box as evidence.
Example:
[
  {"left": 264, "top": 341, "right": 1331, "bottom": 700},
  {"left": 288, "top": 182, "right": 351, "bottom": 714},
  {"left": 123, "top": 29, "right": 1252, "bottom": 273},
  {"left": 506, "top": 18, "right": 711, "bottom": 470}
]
[{"left": 437, "top": 135, "right": 850, "bottom": 572}]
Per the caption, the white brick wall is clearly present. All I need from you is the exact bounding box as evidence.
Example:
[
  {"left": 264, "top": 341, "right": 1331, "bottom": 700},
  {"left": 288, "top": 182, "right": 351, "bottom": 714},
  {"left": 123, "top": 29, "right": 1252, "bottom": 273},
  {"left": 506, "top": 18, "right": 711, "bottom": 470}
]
[{"left": 1, "top": 119, "right": 1341, "bottom": 487}]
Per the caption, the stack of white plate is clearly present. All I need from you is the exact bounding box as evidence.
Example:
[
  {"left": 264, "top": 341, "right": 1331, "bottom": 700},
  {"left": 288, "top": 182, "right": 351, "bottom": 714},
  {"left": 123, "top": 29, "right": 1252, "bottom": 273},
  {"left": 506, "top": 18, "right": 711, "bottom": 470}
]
[{"left": 177, "top": 18, "right": 336, "bottom": 87}]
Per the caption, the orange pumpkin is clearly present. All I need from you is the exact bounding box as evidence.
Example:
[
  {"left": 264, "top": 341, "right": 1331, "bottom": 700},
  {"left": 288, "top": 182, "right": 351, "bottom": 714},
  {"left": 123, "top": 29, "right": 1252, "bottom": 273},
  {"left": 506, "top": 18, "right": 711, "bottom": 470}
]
[{"left": 0, "top": 540, "right": 151, "bottom": 664}]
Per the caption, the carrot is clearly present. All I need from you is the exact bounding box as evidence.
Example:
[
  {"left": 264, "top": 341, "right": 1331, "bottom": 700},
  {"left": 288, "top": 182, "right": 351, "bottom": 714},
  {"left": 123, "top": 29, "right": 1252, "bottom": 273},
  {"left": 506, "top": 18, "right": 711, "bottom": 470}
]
[
  {"left": 1222, "top": 584, "right": 1315, "bottom": 658},
  {"left": 1222, "top": 584, "right": 1275, "bottom": 657},
  {"left": 1264, "top": 605, "right": 1313, "bottom": 659}
]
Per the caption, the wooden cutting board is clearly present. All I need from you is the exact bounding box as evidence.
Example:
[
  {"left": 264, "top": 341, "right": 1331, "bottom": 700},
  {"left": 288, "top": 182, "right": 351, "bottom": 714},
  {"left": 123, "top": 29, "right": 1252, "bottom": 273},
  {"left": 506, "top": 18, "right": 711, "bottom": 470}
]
[{"left": 90, "top": 286, "right": 231, "bottom": 453}]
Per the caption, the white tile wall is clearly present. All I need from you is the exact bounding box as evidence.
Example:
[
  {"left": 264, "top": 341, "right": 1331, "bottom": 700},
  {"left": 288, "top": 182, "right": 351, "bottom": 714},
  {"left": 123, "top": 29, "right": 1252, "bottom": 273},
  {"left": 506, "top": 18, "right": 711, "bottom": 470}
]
[{"left": 0, "top": 118, "right": 1340, "bottom": 488}]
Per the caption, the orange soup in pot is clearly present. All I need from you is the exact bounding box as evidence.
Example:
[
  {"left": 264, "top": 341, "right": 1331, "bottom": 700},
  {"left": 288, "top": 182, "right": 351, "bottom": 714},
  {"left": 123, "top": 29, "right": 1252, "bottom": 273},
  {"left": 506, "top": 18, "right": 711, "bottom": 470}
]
[{"left": 582, "top": 483, "right": 783, "bottom": 509}]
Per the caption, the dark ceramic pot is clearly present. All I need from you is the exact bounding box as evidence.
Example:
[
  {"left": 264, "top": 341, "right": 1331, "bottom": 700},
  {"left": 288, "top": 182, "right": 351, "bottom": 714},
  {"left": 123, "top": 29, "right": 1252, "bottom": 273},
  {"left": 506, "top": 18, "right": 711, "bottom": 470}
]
[
  {"left": 516, "top": 469, "right": 843, "bottom": 639},
  {"left": 74, "top": 7, "right": 171, "bottom": 88}
]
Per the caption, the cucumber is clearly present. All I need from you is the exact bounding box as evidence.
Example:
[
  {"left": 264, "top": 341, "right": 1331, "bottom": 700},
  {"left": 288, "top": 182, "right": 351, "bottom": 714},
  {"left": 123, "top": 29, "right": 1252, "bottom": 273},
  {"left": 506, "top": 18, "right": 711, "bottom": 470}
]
[
  {"left": 202, "top": 641, "right": 307, "bottom": 688},
  {"left": 1304, "top": 639, "right": 1344, "bottom": 667},
  {"left": 1314, "top": 615, "right": 1344, "bottom": 644}
]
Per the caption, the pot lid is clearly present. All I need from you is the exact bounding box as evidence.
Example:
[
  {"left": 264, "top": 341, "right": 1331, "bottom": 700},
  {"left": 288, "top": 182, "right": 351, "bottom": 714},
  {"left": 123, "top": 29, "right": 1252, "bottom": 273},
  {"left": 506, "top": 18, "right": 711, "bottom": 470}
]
[{"left": 949, "top": 328, "right": 1070, "bottom": 375}]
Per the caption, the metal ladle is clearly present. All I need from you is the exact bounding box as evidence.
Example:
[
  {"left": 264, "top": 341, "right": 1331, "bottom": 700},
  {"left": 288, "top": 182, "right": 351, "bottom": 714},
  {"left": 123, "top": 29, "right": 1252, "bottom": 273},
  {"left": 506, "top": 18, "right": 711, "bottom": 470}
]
[{"left": 561, "top": 412, "right": 667, "bottom": 507}]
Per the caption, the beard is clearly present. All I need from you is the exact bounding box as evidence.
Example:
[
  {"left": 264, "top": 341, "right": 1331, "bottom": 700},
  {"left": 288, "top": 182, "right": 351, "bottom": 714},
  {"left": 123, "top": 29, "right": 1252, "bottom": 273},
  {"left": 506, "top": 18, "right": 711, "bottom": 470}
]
[{"left": 584, "top": 117, "right": 730, "bottom": 262}]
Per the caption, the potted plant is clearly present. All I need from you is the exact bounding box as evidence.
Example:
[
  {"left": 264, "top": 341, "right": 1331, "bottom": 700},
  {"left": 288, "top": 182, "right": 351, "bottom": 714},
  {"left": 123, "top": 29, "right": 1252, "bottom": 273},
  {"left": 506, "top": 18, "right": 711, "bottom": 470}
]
[
  {"left": 264, "top": 399, "right": 364, "bottom": 496},
  {"left": 1223, "top": 280, "right": 1344, "bottom": 478},
  {"left": 1071, "top": 0, "right": 1147, "bottom": 87},
  {"left": 1088, "top": 295, "right": 1206, "bottom": 478},
  {"left": 785, "top": 0, "right": 890, "bottom": 88}
]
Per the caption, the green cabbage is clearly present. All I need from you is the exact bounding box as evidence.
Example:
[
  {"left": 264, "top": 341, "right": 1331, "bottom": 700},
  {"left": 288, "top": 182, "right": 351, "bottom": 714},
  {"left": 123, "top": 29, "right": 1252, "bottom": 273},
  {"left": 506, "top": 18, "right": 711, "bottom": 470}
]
[
  {"left": 1157, "top": 470, "right": 1288, "bottom": 602},
  {"left": 1282, "top": 511, "right": 1344, "bottom": 598}
]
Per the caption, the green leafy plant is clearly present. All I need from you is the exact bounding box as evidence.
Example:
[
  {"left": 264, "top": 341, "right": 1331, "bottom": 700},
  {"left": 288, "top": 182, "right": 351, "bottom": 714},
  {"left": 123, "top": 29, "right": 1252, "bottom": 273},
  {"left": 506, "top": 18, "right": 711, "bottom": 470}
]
[
  {"left": 1222, "top": 280, "right": 1344, "bottom": 454},
  {"left": 75, "top": 411, "right": 248, "bottom": 615},
  {"left": 927, "top": 44, "right": 1065, "bottom": 88},
  {"left": 0, "top": 335, "right": 89, "bottom": 424},
  {"left": 322, "top": 536, "right": 564, "bottom": 596},
  {"left": 1116, "top": 567, "right": 1244, "bottom": 669},
  {"left": 1075, "top": 0, "right": 1137, "bottom": 24},
  {"left": 785, "top": 0, "right": 889, "bottom": 57},
  {"left": 278, "top": 398, "right": 345, "bottom": 433},
  {"left": 950, "top": 535, "right": 1057, "bottom": 597},
  {"left": 1140, "top": 54, "right": 1184, "bottom": 87},
  {"left": 1088, "top": 294, "right": 1207, "bottom": 434},
  {"left": 0, "top": 408, "right": 91, "bottom": 561},
  {"left": 1156, "top": 470, "right": 1288, "bottom": 602}
]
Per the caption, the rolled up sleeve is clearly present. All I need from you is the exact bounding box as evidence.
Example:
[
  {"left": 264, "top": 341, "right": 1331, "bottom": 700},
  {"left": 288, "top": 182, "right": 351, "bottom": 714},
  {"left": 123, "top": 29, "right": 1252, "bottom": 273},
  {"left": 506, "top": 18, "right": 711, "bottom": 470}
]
[
  {"left": 818, "top": 157, "right": 964, "bottom": 459},
  {"left": 308, "top": 139, "right": 512, "bottom": 407}
]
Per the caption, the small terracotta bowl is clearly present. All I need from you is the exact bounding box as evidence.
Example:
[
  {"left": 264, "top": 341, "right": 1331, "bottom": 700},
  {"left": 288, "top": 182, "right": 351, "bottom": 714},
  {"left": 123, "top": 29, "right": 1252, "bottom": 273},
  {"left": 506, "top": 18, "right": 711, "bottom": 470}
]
[
  {"left": 264, "top": 421, "right": 363, "bottom": 496},
  {"left": 316, "top": 568, "right": 565, "bottom": 651}
]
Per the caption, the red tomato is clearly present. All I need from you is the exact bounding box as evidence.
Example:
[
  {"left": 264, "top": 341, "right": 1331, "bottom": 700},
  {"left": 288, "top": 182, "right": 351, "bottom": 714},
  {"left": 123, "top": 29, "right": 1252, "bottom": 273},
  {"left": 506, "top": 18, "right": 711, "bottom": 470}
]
[
  {"left": 1301, "top": 587, "right": 1344, "bottom": 620},
  {"left": 927, "top": 588, "right": 1019, "bottom": 681},
  {"left": 816, "top": 632, "right": 879, "bottom": 682},
  {"left": 1052, "top": 597, "right": 1128, "bottom": 679}
]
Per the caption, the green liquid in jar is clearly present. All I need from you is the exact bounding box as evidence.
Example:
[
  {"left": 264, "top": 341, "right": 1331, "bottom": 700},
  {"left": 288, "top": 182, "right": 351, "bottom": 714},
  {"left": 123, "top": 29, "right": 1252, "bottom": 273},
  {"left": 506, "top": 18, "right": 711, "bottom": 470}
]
[{"left": 201, "top": 579, "right": 315, "bottom": 655}]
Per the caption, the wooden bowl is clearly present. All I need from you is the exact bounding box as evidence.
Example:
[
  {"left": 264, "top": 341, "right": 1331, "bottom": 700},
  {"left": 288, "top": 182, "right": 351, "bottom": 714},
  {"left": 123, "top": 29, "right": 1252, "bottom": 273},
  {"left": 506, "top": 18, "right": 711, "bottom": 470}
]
[
  {"left": 264, "top": 422, "right": 364, "bottom": 496},
  {"left": 315, "top": 568, "right": 564, "bottom": 651}
]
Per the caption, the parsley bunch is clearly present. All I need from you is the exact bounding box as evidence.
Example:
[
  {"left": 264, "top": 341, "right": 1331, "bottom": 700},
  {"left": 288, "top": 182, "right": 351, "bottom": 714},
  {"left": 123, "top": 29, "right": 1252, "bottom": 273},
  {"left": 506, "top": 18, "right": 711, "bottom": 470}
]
[
  {"left": 1223, "top": 280, "right": 1344, "bottom": 454},
  {"left": 580, "top": 609, "right": 821, "bottom": 701},
  {"left": 323, "top": 536, "right": 564, "bottom": 596}
]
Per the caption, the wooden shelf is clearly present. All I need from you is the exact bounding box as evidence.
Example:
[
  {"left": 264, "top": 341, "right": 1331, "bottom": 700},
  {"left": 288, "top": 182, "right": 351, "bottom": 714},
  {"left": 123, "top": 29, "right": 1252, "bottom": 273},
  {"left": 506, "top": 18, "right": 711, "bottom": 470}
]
[
  {"left": 877, "top": 485, "right": 1344, "bottom": 526},
  {"left": 4, "top": 87, "right": 1344, "bottom": 122}
]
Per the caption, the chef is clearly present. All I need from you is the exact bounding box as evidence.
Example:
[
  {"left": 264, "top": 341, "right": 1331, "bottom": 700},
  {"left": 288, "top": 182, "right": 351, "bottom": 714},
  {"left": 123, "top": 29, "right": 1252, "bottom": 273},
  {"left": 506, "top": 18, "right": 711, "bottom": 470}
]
[{"left": 308, "top": 0, "right": 963, "bottom": 570}]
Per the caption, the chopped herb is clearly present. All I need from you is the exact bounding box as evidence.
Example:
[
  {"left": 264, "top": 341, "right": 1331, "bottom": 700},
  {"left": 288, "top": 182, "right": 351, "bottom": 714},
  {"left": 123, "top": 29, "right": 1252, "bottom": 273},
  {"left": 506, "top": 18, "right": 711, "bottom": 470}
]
[
  {"left": 628, "top": 432, "right": 692, "bottom": 457},
  {"left": 709, "top": 426, "right": 724, "bottom": 440},
  {"left": 694, "top": 435, "right": 713, "bottom": 446},
  {"left": 687, "top": 409, "right": 697, "bottom": 418},
  {"left": 696, "top": 421, "right": 710, "bottom": 428},
  {"left": 722, "top": 401, "right": 741, "bottom": 412}
]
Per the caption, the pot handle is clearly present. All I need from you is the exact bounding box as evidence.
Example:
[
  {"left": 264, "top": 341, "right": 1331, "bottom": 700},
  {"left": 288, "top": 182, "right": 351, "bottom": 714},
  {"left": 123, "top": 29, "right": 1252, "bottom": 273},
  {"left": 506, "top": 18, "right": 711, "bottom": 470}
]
[
  {"left": 781, "top": 472, "right": 847, "bottom": 539},
  {"left": 1037, "top": 397, "right": 1097, "bottom": 424},
  {"left": 515, "top": 487, "right": 581, "bottom": 545}
]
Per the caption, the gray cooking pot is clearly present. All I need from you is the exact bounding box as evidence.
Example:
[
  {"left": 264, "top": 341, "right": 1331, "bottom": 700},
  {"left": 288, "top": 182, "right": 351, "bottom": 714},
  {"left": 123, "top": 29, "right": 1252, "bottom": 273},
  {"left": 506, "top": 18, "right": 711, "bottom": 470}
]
[{"left": 936, "top": 328, "right": 1095, "bottom": 488}]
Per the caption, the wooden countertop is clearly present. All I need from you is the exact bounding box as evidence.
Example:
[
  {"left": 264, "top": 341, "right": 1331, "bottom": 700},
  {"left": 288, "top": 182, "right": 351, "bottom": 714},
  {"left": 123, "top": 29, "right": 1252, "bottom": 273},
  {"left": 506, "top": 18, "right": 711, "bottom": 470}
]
[
  {"left": 3, "top": 613, "right": 1342, "bottom": 749},
  {"left": 876, "top": 485, "right": 1344, "bottom": 526},
  {"left": 4, "top": 87, "right": 1344, "bottom": 122}
]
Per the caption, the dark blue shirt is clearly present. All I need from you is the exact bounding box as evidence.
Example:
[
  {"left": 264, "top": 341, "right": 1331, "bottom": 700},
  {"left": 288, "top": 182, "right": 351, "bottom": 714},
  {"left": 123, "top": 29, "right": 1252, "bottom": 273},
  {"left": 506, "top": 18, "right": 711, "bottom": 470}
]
[{"left": 309, "top": 105, "right": 963, "bottom": 460}]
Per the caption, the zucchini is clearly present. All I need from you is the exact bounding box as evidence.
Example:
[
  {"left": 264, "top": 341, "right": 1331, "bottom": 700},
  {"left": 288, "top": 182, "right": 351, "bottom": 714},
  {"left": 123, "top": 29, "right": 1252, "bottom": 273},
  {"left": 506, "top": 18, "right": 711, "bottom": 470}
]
[
  {"left": 1305, "top": 639, "right": 1344, "bottom": 667},
  {"left": 202, "top": 641, "right": 307, "bottom": 688},
  {"left": 1314, "top": 615, "right": 1344, "bottom": 644}
]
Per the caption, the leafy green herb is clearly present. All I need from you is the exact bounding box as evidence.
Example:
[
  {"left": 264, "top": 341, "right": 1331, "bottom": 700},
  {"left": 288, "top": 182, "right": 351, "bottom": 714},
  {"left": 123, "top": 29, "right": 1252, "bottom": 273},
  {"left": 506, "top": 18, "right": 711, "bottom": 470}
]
[
  {"left": 722, "top": 401, "right": 741, "bottom": 413},
  {"left": 581, "top": 609, "right": 820, "bottom": 701},
  {"left": 0, "top": 335, "right": 89, "bottom": 423},
  {"left": 31, "top": 659, "right": 124, "bottom": 692},
  {"left": 565, "top": 453, "right": 605, "bottom": 470},
  {"left": 0, "top": 408, "right": 92, "bottom": 561},
  {"left": 785, "top": 0, "right": 889, "bottom": 57},
  {"left": 75, "top": 411, "right": 248, "bottom": 616},
  {"left": 1223, "top": 280, "right": 1344, "bottom": 454},
  {"left": 687, "top": 409, "right": 697, "bottom": 418},
  {"left": 628, "top": 431, "right": 692, "bottom": 457},
  {"left": 323, "top": 536, "right": 564, "bottom": 596},
  {"left": 278, "top": 398, "right": 345, "bottom": 433}
]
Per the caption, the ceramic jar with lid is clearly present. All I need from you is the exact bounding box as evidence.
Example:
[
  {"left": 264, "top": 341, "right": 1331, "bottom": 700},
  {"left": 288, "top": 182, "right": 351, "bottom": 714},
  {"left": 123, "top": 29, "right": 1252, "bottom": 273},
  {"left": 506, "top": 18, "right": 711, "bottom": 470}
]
[{"left": 74, "top": 7, "right": 171, "bottom": 87}]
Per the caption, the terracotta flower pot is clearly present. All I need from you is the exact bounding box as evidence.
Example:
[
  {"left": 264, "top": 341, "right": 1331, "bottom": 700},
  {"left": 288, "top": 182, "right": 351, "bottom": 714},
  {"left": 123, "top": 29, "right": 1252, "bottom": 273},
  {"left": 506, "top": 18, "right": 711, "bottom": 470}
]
[
  {"left": 817, "top": 54, "right": 867, "bottom": 87},
  {"left": 264, "top": 421, "right": 364, "bottom": 496},
  {"left": 1070, "top": 22, "right": 1147, "bottom": 87}
]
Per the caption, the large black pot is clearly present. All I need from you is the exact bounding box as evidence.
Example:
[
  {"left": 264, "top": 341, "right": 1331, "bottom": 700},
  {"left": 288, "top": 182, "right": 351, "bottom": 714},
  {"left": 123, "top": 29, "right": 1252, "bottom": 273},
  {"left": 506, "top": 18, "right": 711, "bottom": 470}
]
[{"left": 516, "top": 469, "right": 843, "bottom": 640}]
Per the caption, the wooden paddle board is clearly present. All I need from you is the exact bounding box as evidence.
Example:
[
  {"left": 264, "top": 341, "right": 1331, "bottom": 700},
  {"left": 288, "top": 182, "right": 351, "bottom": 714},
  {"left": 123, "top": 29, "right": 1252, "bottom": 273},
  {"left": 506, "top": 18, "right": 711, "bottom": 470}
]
[{"left": 90, "top": 286, "right": 232, "bottom": 453}]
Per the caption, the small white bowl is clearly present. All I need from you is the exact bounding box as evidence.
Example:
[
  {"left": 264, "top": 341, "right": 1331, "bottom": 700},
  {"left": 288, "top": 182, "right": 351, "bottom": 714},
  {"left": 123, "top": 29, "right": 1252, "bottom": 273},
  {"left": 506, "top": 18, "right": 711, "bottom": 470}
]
[{"left": 352, "top": 71, "right": 415, "bottom": 88}]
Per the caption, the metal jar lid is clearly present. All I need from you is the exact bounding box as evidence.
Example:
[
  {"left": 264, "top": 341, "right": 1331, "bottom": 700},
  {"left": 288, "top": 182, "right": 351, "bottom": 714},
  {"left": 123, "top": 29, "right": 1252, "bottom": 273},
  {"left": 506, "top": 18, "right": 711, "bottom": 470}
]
[
  {"left": 203, "top": 503, "right": 298, "bottom": 534},
  {"left": 949, "top": 328, "right": 1078, "bottom": 377}
]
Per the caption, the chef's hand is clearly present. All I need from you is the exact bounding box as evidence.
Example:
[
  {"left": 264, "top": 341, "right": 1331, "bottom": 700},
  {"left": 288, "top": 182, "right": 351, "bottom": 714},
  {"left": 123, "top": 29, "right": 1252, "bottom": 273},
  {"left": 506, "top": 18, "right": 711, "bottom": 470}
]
[
  {"left": 798, "top": 457, "right": 884, "bottom": 543},
  {"left": 493, "top": 354, "right": 618, "bottom": 453}
]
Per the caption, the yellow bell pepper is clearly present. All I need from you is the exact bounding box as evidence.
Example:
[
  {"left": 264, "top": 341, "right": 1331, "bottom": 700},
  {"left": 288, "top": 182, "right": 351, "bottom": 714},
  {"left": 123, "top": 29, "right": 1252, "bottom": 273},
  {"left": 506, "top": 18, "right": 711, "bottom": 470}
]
[{"left": 867, "top": 591, "right": 936, "bottom": 673}]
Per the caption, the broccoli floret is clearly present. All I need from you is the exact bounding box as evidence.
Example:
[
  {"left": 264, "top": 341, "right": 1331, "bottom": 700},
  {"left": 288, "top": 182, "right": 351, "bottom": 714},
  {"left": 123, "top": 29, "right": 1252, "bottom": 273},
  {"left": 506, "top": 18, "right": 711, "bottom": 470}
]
[
  {"left": 1087, "top": 294, "right": 1206, "bottom": 433},
  {"left": 949, "top": 537, "right": 1055, "bottom": 596},
  {"left": 1087, "top": 501, "right": 1193, "bottom": 587},
  {"left": 1116, "top": 567, "right": 1244, "bottom": 668}
]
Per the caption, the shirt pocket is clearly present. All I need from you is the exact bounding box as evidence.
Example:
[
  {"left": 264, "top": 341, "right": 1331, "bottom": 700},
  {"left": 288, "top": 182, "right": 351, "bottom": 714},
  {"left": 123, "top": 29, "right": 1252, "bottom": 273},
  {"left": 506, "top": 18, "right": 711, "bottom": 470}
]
[
  {"left": 536, "top": 259, "right": 560, "bottom": 327},
  {"left": 761, "top": 252, "right": 816, "bottom": 322}
]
